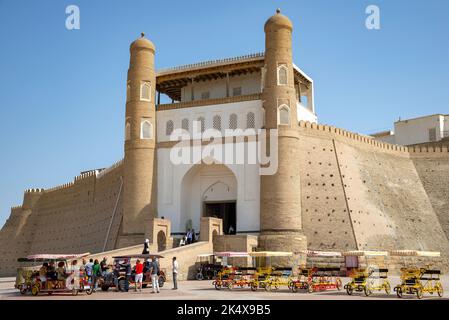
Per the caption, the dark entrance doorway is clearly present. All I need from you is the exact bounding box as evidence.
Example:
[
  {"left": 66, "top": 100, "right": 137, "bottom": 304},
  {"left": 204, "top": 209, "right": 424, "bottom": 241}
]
[{"left": 204, "top": 202, "right": 236, "bottom": 235}]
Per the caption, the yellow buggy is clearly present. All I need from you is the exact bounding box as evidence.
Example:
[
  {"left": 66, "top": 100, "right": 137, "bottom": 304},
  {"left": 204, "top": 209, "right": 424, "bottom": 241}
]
[
  {"left": 391, "top": 250, "right": 443, "bottom": 299},
  {"left": 342, "top": 251, "right": 391, "bottom": 296},
  {"left": 248, "top": 251, "right": 293, "bottom": 292}
]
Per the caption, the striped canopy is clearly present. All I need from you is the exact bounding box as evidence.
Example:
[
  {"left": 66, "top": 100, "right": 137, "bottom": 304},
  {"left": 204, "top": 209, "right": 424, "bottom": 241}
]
[
  {"left": 342, "top": 251, "right": 388, "bottom": 257},
  {"left": 249, "top": 251, "right": 292, "bottom": 257},
  {"left": 297, "top": 250, "right": 342, "bottom": 257},
  {"left": 21, "top": 253, "right": 90, "bottom": 261},
  {"left": 214, "top": 252, "right": 249, "bottom": 257},
  {"left": 389, "top": 250, "right": 440, "bottom": 257}
]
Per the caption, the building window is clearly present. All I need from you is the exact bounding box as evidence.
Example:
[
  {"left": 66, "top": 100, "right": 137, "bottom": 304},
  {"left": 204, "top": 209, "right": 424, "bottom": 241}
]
[
  {"left": 246, "top": 112, "right": 255, "bottom": 129},
  {"left": 277, "top": 64, "right": 288, "bottom": 86},
  {"left": 197, "top": 117, "right": 205, "bottom": 133},
  {"left": 232, "top": 87, "right": 242, "bottom": 97},
  {"left": 141, "top": 120, "right": 152, "bottom": 139},
  {"left": 125, "top": 122, "right": 131, "bottom": 141},
  {"left": 126, "top": 83, "right": 131, "bottom": 102},
  {"left": 278, "top": 104, "right": 290, "bottom": 125},
  {"left": 181, "top": 118, "right": 189, "bottom": 132},
  {"left": 429, "top": 128, "right": 437, "bottom": 142},
  {"left": 229, "top": 113, "right": 237, "bottom": 130},
  {"left": 140, "top": 81, "right": 151, "bottom": 101},
  {"left": 201, "top": 91, "right": 210, "bottom": 100},
  {"left": 166, "top": 120, "right": 174, "bottom": 136},
  {"left": 213, "top": 115, "right": 222, "bottom": 131}
]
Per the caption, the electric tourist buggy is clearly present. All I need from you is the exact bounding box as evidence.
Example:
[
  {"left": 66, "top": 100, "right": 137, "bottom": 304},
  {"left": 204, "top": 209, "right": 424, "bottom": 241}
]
[
  {"left": 342, "top": 251, "right": 391, "bottom": 296},
  {"left": 248, "top": 251, "right": 293, "bottom": 292},
  {"left": 195, "top": 253, "right": 223, "bottom": 280},
  {"left": 211, "top": 252, "right": 251, "bottom": 290},
  {"left": 15, "top": 253, "right": 92, "bottom": 296},
  {"left": 391, "top": 250, "right": 443, "bottom": 299},
  {"left": 293, "top": 250, "right": 343, "bottom": 293},
  {"left": 99, "top": 254, "right": 166, "bottom": 291}
]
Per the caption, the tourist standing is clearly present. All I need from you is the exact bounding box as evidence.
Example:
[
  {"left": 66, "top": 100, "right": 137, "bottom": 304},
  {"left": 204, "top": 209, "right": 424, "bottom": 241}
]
[
  {"left": 172, "top": 257, "right": 178, "bottom": 290},
  {"left": 124, "top": 258, "right": 131, "bottom": 292},
  {"left": 85, "top": 258, "right": 94, "bottom": 286},
  {"left": 191, "top": 229, "right": 196, "bottom": 243},
  {"left": 100, "top": 257, "right": 108, "bottom": 276},
  {"left": 186, "top": 229, "right": 192, "bottom": 244},
  {"left": 142, "top": 238, "right": 150, "bottom": 254},
  {"left": 92, "top": 259, "right": 101, "bottom": 292},
  {"left": 150, "top": 258, "right": 160, "bottom": 293},
  {"left": 113, "top": 260, "right": 121, "bottom": 292},
  {"left": 134, "top": 259, "right": 144, "bottom": 292}
]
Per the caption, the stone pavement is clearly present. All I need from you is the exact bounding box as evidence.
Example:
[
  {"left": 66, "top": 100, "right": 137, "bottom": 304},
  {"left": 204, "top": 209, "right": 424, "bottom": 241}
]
[{"left": 1, "top": 276, "right": 448, "bottom": 300}]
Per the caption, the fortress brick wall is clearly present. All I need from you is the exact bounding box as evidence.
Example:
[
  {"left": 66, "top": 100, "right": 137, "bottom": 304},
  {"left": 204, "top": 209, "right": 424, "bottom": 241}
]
[
  {"left": 411, "top": 147, "right": 449, "bottom": 242},
  {"left": 298, "top": 121, "right": 449, "bottom": 268},
  {"left": 0, "top": 160, "right": 124, "bottom": 276}
]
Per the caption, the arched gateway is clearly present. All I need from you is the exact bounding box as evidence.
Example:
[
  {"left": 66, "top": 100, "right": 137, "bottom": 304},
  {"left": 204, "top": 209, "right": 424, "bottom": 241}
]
[{"left": 181, "top": 163, "right": 237, "bottom": 235}]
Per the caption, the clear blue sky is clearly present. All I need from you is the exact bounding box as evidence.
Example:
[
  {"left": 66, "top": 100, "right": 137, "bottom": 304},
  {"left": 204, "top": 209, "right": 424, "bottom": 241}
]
[{"left": 0, "top": 0, "right": 448, "bottom": 227}]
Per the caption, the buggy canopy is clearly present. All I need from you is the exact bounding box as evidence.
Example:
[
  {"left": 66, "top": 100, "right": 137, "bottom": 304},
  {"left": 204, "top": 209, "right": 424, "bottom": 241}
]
[
  {"left": 214, "top": 252, "right": 249, "bottom": 257},
  {"left": 389, "top": 250, "right": 440, "bottom": 257},
  {"left": 112, "top": 254, "right": 164, "bottom": 259},
  {"left": 18, "top": 253, "right": 90, "bottom": 262},
  {"left": 298, "top": 250, "right": 342, "bottom": 257},
  {"left": 342, "top": 250, "right": 388, "bottom": 257},
  {"left": 249, "top": 251, "right": 292, "bottom": 257}
]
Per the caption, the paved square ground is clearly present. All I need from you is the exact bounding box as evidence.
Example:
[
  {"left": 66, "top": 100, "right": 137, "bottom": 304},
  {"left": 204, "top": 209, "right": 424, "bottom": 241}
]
[{"left": 0, "top": 276, "right": 447, "bottom": 300}]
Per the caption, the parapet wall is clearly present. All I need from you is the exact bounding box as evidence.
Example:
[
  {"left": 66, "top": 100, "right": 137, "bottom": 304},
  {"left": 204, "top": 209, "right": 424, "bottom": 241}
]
[{"left": 0, "top": 160, "right": 124, "bottom": 276}]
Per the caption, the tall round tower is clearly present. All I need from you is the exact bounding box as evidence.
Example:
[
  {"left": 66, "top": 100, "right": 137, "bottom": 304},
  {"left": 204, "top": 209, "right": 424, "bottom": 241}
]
[
  {"left": 259, "top": 10, "right": 307, "bottom": 256},
  {"left": 120, "top": 33, "right": 157, "bottom": 247}
]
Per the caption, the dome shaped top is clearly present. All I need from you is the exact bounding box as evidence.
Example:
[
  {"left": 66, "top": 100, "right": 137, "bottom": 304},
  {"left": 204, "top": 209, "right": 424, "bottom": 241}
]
[
  {"left": 264, "top": 9, "right": 293, "bottom": 32},
  {"left": 130, "top": 32, "right": 155, "bottom": 51}
]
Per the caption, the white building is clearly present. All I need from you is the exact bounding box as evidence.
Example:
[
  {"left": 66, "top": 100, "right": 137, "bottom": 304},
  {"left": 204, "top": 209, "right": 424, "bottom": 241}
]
[
  {"left": 372, "top": 114, "right": 449, "bottom": 146},
  {"left": 154, "top": 53, "right": 317, "bottom": 235}
]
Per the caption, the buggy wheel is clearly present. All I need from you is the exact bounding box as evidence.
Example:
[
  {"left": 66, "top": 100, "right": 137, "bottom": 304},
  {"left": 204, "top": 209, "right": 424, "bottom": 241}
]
[
  {"left": 118, "top": 279, "right": 126, "bottom": 292},
  {"left": 364, "top": 286, "right": 372, "bottom": 297},
  {"left": 86, "top": 287, "right": 93, "bottom": 295},
  {"left": 19, "top": 286, "right": 28, "bottom": 295},
  {"left": 436, "top": 282, "right": 443, "bottom": 297},
  {"left": 250, "top": 282, "right": 258, "bottom": 291},
  {"left": 291, "top": 284, "right": 298, "bottom": 293},
  {"left": 308, "top": 283, "right": 314, "bottom": 293},
  {"left": 336, "top": 278, "right": 342, "bottom": 291},
  {"left": 346, "top": 285, "right": 353, "bottom": 296},
  {"left": 287, "top": 281, "right": 294, "bottom": 292},
  {"left": 396, "top": 286, "right": 403, "bottom": 298},
  {"left": 158, "top": 277, "right": 164, "bottom": 288},
  {"left": 31, "top": 285, "right": 39, "bottom": 296},
  {"left": 214, "top": 282, "right": 222, "bottom": 290},
  {"left": 227, "top": 282, "right": 233, "bottom": 290},
  {"left": 384, "top": 282, "right": 391, "bottom": 295},
  {"left": 264, "top": 283, "right": 271, "bottom": 292},
  {"left": 416, "top": 288, "right": 423, "bottom": 299}
]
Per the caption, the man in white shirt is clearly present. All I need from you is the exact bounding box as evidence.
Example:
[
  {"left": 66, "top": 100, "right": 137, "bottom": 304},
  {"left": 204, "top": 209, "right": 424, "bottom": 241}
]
[{"left": 172, "top": 256, "right": 179, "bottom": 290}]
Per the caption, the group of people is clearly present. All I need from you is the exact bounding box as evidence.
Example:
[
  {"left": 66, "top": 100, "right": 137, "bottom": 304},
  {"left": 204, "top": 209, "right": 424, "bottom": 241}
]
[
  {"left": 38, "top": 259, "right": 84, "bottom": 289},
  {"left": 36, "top": 255, "right": 175, "bottom": 294},
  {"left": 179, "top": 229, "right": 197, "bottom": 246}
]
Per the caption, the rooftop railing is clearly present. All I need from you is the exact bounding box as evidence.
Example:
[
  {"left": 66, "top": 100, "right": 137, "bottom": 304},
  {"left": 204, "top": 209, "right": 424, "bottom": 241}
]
[
  {"left": 157, "top": 53, "right": 264, "bottom": 74},
  {"left": 157, "top": 93, "right": 262, "bottom": 111}
]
